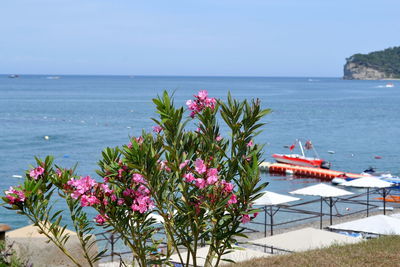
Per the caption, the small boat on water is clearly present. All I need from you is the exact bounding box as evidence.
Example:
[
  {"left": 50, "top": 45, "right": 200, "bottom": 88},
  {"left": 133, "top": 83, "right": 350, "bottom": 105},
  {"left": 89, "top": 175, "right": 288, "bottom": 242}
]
[
  {"left": 386, "top": 83, "right": 394, "bottom": 88},
  {"left": 8, "top": 74, "right": 19, "bottom": 78},
  {"left": 46, "top": 76, "right": 60, "bottom": 80},
  {"left": 272, "top": 140, "right": 331, "bottom": 169}
]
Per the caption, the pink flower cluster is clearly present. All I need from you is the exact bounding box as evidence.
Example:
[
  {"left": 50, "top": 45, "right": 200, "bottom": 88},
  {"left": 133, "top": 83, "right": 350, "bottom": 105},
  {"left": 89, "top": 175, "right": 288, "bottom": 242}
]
[
  {"left": 68, "top": 176, "right": 97, "bottom": 200},
  {"left": 182, "top": 158, "right": 238, "bottom": 208},
  {"left": 29, "top": 166, "right": 45, "bottom": 180},
  {"left": 183, "top": 159, "right": 219, "bottom": 189},
  {"left": 186, "top": 90, "right": 216, "bottom": 118},
  {"left": 152, "top": 125, "right": 163, "bottom": 133},
  {"left": 241, "top": 212, "right": 259, "bottom": 224},
  {"left": 5, "top": 186, "right": 25, "bottom": 204},
  {"left": 124, "top": 173, "right": 154, "bottom": 213},
  {"left": 67, "top": 176, "right": 113, "bottom": 207},
  {"left": 127, "top": 136, "right": 144, "bottom": 148},
  {"left": 94, "top": 214, "right": 109, "bottom": 225}
]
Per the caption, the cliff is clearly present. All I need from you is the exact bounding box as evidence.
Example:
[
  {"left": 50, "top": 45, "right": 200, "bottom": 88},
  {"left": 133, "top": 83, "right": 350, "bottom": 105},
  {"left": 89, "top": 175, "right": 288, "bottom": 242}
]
[{"left": 343, "top": 46, "right": 400, "bottom": 80}]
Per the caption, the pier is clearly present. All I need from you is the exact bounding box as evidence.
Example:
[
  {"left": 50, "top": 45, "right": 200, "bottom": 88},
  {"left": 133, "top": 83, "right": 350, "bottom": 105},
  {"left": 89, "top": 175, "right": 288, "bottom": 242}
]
[{"left": 260, "top": 162, "right": 367, "bottom": 180}]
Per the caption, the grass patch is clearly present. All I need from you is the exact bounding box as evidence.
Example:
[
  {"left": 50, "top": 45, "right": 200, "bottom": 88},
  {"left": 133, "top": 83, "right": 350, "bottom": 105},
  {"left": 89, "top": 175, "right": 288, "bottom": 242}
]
[{"left": 226, "top": 235, "right": 400, "bottom": 267}]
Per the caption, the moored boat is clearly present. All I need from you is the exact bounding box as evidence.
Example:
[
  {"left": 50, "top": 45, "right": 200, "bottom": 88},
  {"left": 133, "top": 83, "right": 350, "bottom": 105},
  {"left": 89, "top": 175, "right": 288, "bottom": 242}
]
[{"left": 272, "top": 140, "right": 331, "bottom": 169}]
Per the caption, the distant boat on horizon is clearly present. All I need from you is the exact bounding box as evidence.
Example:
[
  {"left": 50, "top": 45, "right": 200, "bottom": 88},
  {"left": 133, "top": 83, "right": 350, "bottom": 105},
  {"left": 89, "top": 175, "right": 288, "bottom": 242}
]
[
  {"left": 8, "top": 74, "right": 19, "bottom": 78},
  {"left": 46, "top": 76, "right": 61, "bottom": 80}
]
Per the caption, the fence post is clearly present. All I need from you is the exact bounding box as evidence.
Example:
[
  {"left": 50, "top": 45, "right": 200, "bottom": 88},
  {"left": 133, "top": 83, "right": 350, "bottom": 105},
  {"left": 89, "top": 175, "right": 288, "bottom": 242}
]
[{"left": 111, "top": 233, "right": 115, "bottom": 262}]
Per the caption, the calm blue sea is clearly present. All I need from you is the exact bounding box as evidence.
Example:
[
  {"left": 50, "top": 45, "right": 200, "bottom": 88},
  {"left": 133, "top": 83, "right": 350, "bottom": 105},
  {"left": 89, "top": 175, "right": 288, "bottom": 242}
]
[{"left": 1, "top": 75, "right": 399, "bottom": 230}]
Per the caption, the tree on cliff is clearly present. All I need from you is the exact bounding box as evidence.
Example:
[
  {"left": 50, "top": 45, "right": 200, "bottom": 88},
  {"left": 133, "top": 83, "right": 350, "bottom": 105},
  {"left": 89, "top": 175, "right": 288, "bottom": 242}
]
[{"left": 346, "top": 46, "right": 400, "bottom": 78}]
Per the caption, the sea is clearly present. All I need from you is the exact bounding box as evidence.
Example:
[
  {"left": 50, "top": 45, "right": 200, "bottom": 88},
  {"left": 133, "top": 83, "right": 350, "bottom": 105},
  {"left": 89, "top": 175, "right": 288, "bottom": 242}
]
[{"left": 1, "top": 75, "right": 399, "bottom": 232}]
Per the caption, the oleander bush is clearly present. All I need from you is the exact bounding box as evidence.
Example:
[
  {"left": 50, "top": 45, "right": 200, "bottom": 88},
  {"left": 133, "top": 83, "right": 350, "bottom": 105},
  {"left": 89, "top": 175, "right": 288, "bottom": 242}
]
[{"left": 3, "top": 90, "right": 270, "bottom": 267}]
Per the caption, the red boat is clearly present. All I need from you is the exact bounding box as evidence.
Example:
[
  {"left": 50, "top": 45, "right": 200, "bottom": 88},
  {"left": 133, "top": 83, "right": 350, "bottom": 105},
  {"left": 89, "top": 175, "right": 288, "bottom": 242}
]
[{"left": 272, "top": 140, "right": 331, "bottom": 169}]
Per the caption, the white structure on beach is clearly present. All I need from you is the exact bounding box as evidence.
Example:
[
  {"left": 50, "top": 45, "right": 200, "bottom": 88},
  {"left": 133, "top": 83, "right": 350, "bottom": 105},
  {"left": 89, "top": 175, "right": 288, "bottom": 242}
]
[
  {"left": 329, "top": 215, "right": 400, "bottom": 235},
  {"left": 250, "top": 227, "right": 360, "bottom": 252},
  {"left": 6, "top": 224, "right": 99, "bottom": 267},
  {"left": 170, "top": 246, "right": 270, "bottom": 266}
]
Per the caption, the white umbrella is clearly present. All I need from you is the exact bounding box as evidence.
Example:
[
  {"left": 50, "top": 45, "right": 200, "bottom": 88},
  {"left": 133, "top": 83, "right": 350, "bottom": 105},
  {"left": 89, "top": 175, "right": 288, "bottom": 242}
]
[
  {"left": 290, "top": 184, "right": 353, "bottom": 228},
  {"left": 329, "top": 215, "right": 400, "bottom": 235},
  {"left": 341, "top": 176, "right": 393, "bottom": 188},
  {"left": 341, "top": 177, "right": 393, "bottom": 216},
  {"left": 254, "top": 191, "right": 300, "bottom": 236}
]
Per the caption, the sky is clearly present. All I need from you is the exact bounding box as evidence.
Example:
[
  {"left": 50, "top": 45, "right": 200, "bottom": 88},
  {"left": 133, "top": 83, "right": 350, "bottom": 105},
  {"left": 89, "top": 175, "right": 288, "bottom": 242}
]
[{"left": 1, "top": 0, "right": 399, "bottom": 77}]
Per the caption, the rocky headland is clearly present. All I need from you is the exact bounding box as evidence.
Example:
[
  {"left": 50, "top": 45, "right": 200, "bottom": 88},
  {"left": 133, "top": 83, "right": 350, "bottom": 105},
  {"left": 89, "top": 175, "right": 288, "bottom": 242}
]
[{"left": 343, "top": 46, "right": 400, "bottom": 80}]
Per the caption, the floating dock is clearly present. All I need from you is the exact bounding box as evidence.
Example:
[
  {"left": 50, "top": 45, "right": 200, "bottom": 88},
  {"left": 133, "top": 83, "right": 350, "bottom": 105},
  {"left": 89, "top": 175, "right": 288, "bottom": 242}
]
[{"left": 259, "top": 162, "right": 366, "bottom": 180}]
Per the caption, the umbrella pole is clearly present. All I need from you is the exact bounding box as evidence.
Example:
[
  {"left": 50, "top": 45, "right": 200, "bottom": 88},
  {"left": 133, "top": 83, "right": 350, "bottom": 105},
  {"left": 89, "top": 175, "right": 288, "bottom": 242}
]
[
  {"left": 270, "top": 206, "right": 274, "bottom": 236},
  {"left": 330, "top": 197, "right": 333, "bottom": 225},
  {"left": 264, "top": 206, "right": 267, "bottom": 237},
  {"left": 367, "top": 188, "right": 369, "bottom": 217},
  {"left": 383, "top": 188, "right": 386, "bottom": 215},
  {"left": 320, "top": 197, "right": 323, "bottom": 229}
]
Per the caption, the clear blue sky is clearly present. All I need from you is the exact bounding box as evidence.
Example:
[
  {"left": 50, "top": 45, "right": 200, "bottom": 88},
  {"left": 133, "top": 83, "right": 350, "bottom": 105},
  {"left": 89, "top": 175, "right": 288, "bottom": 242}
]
[{"left": 1, "top": 0, "right": 399, "bottom": 77}]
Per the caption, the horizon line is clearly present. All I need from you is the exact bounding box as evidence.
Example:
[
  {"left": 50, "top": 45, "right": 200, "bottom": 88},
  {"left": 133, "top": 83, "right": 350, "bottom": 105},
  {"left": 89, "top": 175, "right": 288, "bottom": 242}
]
[{"left": 1, "top": 73, "right": 341, "bottom": 78}]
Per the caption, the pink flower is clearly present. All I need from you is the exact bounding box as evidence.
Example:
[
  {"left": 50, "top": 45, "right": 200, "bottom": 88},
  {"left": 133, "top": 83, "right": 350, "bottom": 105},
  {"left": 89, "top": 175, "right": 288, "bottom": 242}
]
[
  {"left": 241, "top": 214, "right": 251, "bottom": 224},
  {"left": 29, "top": 166, "right": 45, "bottom": 180},
  {"left": 186, "top": 100, "right": 197, "bottom": 111},
  {"left": 131, "top": 195, "right": 154, "bottom": 213},
  {"left": 135, "top": 136, "right": 144, "bottom": 144},
  {"left": 127, "top": 142, "right": 132, "bottom": 148},
  {"left": 228, "top": 194, "right": 237, "bottom": 205},
  {"left": 100, "top": 183, "right": 113, "bottom": 195},
  {"left": 80, "top": 195, "right": 100, "bottom": 207},
  {"left": 195, "top": 178, "right": 206, "bottom": 189},
  {"left": 253, "top": 212, "right": 259, "bottom": 219},
  {"left": 117, "top": 198, "right": 125, "bottom": 205},
  {"left": 94, "top": 214, "right": 108, "bottom": 225},
  {"left": 247, "top": 140, "right": 254, "bottom": 147},
  {"left": 56, "top": 169, "right": 62, "bottom": 177},
  {"left": 205, "top": 168, "right": 218, "bottom": 185},
  {"left": 138, "top": 184, "right": 150, "bottom": 195},
  {"left": 152, "top": 125, "right": 163, "bottom": 133},
  {"left": 111, "top": 194, "right": 117, "bottom": 202},
  {"left": 132, "top": 173, "right": 145, "bottom": 184},
  {"left": 195, "top": 159, "right": 206, "bottom": 174},
  {"left": 186, "top": 90, "right": 216, "bottom": 117},
  {"left": 68, "top": 176, "right": 97, "bottom": 199},
  {"left": 197, "top": 90, "right": 208, "bottom": 100},
  {"left": 207, "top": 168, "right": 218, "bottom": 177},
  {"left": 159, "top": 160, "right": 171, "bottom": 172},
  {"left": 216, "top": 135, "right": 222, "bottom": 141},
  {"left": 206, "top": 175, "right": 218, "bottom": 185},
  {"left": 5, "top": 186, "right": 25, "bottom": 204},
  {"left": 179, "top": 160, "right": 190, "bottom": 170},
  {"left": 221, "top": 180, "right": 234, "bottom": 193},
  {"left": 184, "top": 172, "right": 195, "bottom": 183},
  {"left": 123, "top": 189, "right": 134, "bottom": 197}
]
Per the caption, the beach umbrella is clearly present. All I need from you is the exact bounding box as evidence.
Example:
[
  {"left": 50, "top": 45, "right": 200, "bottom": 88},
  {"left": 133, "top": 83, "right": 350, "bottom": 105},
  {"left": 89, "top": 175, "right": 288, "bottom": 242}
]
[
  {"left": 329, "top": 215, "right": 400, "bottom": 235},
  {"left": 254, "top": 191, "right": 300, "bottom": 236},
  {"left": 341, "top": 177, "right": 393, "bottom": 216},
  {"left": 290, "top": 184, "right": 353, "bottom": 228}
]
